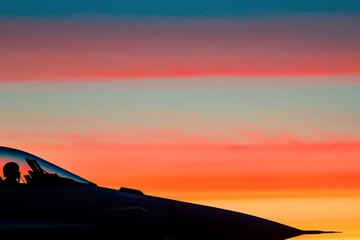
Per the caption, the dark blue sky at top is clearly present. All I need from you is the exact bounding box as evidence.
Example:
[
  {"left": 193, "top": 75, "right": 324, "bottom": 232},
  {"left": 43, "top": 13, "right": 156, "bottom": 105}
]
[{"left": 1, "top": 0, "right": 359, "bottom": 18}]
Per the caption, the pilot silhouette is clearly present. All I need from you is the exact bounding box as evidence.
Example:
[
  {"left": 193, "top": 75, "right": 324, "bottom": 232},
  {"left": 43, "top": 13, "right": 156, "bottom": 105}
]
[{"left": 2, "top": 162, "right": 21, "bottom": 185}]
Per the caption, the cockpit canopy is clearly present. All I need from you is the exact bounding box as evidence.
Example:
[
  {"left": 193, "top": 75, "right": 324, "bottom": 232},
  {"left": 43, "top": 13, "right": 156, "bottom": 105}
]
[{"left": 0, "top": 146, "right": 95, "bottom": 186}]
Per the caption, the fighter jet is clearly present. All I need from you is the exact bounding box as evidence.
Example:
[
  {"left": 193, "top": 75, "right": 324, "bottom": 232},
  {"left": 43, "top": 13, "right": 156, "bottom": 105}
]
[{"left": 0, "top": 146, "right": 340, "bottom": 239}]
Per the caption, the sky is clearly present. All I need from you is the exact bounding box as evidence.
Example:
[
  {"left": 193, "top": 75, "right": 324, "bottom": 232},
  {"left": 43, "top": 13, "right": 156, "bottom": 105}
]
[{"left": 0, "top": 1, "right": 359, "bottom": 239}]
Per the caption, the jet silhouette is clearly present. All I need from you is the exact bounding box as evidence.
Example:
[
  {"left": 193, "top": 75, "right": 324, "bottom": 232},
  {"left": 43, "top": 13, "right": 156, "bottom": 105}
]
[{"left": 0, "top": 146, "right": 340, "bottom": 239}]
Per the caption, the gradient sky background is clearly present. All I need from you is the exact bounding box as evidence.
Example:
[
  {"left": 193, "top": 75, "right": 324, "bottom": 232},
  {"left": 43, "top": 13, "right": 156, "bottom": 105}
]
[{"left": 0, "top": 1, "right": 359, "bottom": 239}]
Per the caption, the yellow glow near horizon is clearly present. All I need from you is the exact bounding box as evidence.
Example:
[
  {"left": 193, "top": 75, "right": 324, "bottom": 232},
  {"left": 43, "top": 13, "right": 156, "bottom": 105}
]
[{"left": 192, "top": 197, "right": 360, "bottom": 240}]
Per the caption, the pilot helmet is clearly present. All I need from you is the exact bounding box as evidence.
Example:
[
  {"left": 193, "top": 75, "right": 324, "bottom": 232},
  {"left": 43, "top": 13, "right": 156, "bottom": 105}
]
[{"left": 3, "top": 161, "right": 20, "bottom": 178}]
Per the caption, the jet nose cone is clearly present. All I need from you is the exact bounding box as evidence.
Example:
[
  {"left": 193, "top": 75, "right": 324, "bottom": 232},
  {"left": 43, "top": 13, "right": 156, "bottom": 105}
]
[{"left": 164, "top": 199, "right": 302, "bottom": 240}]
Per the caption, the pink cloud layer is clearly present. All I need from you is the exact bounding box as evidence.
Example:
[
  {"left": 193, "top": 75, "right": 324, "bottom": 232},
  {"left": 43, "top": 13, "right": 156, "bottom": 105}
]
[{"left": 1, "top": 16, "right": 359, "bottom": 82}]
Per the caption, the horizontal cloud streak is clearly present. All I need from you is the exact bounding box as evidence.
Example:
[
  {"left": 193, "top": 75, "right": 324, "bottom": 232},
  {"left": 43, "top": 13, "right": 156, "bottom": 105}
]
[
  {"left": 2, "top": 128, "right": 360, "bottom": 148},
  {"left": 1, "top": 15, "right": 359, "bottom": 82}
]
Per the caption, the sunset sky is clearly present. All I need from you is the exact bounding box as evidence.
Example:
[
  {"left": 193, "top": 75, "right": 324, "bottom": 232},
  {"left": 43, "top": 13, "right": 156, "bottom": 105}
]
[{"left": 0, "top": 1, "right": 359, "bottom": 239}]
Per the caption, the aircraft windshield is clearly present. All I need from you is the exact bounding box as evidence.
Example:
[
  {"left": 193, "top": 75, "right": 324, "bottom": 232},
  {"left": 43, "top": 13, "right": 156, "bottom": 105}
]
[{"left": 0, "top": 146, "right": 94, "bottom": 186}]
